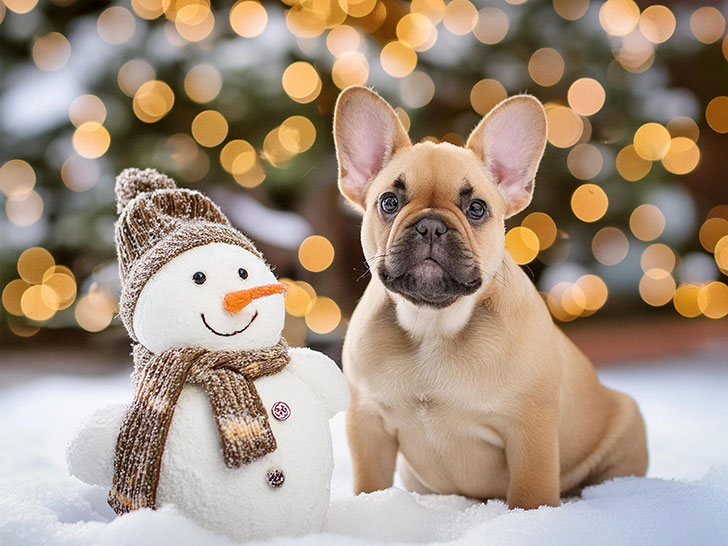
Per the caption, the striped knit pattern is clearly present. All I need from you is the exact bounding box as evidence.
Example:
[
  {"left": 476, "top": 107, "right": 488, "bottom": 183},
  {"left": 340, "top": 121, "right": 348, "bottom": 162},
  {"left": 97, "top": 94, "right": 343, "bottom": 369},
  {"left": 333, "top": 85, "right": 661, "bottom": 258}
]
[{"left": 108, "top": 339, "right": 290, "bottom": 515}]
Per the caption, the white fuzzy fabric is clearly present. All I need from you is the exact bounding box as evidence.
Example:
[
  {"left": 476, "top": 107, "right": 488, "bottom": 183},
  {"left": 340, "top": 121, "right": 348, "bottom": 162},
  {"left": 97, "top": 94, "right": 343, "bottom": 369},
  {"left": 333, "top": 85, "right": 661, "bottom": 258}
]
[
  {"left": 67, "top": 349, "right": 350, "bottom": 542},
  {"left": 133, "top": 243, "right": 285, "bottom": 353},
  {"left": 68, "top": 243, "right": 350, "bottom": 541}
]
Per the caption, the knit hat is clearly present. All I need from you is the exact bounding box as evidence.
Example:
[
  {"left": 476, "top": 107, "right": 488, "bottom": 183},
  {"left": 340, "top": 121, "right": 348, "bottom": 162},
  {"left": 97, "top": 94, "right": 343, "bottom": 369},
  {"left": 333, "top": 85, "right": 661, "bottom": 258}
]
[{"left": 114, "top": 168, "right": 262, "bottom": 341}]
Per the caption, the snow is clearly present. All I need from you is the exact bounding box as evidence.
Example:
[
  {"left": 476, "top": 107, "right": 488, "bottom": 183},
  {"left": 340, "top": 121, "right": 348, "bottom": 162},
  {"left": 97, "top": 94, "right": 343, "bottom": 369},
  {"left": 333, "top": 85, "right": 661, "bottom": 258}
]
[{"left": 1, "top": 345, "right": 727, "bottom": 545}]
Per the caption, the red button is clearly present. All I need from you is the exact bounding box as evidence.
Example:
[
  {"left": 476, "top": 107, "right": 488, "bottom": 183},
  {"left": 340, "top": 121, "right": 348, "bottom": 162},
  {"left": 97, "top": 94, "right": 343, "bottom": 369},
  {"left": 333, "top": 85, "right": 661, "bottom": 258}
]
[{"left": 271, "top": 401, "right": 291, "bottom": 421}]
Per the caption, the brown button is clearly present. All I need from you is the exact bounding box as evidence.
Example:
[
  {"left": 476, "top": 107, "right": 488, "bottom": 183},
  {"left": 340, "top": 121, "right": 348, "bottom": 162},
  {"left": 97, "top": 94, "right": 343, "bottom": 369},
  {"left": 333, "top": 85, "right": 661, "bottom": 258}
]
[
  {"left": 267, "top": 468, "right": 285, "bottom": 488},
  {"left": 271, "top": 401, "right": 291, "bottom": 421}
]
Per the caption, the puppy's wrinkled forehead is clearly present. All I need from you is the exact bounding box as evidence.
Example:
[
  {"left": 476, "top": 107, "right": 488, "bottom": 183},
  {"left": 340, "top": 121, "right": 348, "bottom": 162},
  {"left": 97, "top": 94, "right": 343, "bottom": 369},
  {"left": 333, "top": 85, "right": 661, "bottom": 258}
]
[{"left": 371, "top": 142, "right": 504, "bottom": 213}]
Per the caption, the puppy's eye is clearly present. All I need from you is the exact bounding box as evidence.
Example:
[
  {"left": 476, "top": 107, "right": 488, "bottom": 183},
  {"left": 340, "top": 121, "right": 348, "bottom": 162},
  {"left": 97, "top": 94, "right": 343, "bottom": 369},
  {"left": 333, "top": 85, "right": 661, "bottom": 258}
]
[
  {"left": 238, "top": 268, "right": 248, "bottom": 280},
  {"left": 466, "top": 199, "right": 487, "bottom": 221},
  {"left": 192, "top": 271, "right": 206, "bottom": 285},
  {"left": 380, "top": 192, "right": 399, "bottom": 214}
]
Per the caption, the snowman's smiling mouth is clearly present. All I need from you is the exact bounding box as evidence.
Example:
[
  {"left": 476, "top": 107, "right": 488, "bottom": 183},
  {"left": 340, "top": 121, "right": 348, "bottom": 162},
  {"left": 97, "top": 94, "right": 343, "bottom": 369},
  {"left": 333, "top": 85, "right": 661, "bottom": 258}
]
[{"left": 201, "top": 311, "right": 259, "bottom": 337}]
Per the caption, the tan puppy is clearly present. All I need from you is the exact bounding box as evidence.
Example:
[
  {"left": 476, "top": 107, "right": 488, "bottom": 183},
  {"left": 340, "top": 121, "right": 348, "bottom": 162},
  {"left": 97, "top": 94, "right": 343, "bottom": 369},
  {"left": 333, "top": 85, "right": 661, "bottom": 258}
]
[{"left": 333, "top": 86, "right": 648, "bottom": 510}]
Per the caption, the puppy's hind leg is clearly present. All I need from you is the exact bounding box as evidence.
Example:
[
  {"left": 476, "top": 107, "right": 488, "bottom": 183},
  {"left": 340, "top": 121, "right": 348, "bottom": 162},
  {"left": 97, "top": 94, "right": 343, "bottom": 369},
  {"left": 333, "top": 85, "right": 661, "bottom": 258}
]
[
  {"left": 586, "top": 393, "right": 649, "bottom": 486},
  {"left": 347, "top": 393, "right": 399, "bottom": 494}
]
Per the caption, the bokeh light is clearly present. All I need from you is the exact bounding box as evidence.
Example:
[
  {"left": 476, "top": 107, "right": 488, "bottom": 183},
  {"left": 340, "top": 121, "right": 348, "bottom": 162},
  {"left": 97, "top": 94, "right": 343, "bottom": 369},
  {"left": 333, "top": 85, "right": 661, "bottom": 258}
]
[
  {"left": 133, "top": 80, "right": 175, "bottom": 123},
  {"left": 697, "top": 282, "right": 728, "bottom": 319},
  {"left": 75, "top": 289, "right": 116, "bottom": 332},
  {"left": 4, "top": 0, "right": 39, "bottom": 14},
  {"left": 505, "top": 227, "right": 540, "bottom": 265},
  {"left": 699, "top": 218, "right": 728, "bottom": 253},
  {"left": 72, "top": 122, "right": 111, "bottom": 159},
  {"left": 639, "top": 5, "right": 675, "bottom": 44},
  {"left": 282, "top": 62, "right": 322, "bottom": 103},
  {"left": 97, "top": 6, "right": 136, "bottom": 45},
  {"left": 118, "top": 59, "right": 155, "bottom": 97},
  {"left": 230, "top": 1, "right": 268, "bottom": 38},
  {"left": 616, "top": 144, "right": 651, "bottom": 181},
  {"left": 332, "top": 52, "right": 369, "bottom": 89},
  {"left": 568, "top": 144, "right": 603, "bottom": 180},
  {"left": 690, "top": 7, "right": 725, "bottom": 45},
  {"left": 592, "top": 227, "right": 629, "bottom": 265},
  {"left": 0, "top": 160, "right": 36, "bottom": 200},
  {"left": 633, "top": 122, "right": 671, "bottom": 161},
  {"left": 380, "top": 41, "right": 418, "bottom": 78},
  {"left": 522, "top": 212, "right": 558, "bottom": 251},
  {"left": 528, "top": 48, "right": 565, "bottom": 87},
  {"left": 279, "top": 116, "right": 316, "bottom": 154},
  {"left": 705, "top": 97, "right": 728, "bottom": 134},
  {"left": 32, "top": 32, "right": 71, "bottom": 71},
  {"left": 673, "top": 284, "right": 702, "bottom": 318},
  {"left": 567, "top": 78, "right": 605, "bottom": 116},
  {"left": 298, "top": 235, "right": 335, "bottom": 272},
  {"left": 191, "top": 110, "right": 228, "bottom": 147},
  {"left": 69, "top": 95, "right": 106, "bottom": 127},
  {"left": 474, "top": 7, "right": 509, "bottom": 44},
  {"left": 305, "top": 296, "right": 341, "bottom": 334},
  {"left": 629, "top": 204, "right": 665, "bottom": 242},
  {"left": 599, "top": 0, "right": 639, "bottom": 37},
  {"left": 639, "top": 269, "right": 676, "bottom": 307},
  {"left": 185, "top": 64, "right": 222, "bottom": 103},
  {"left": 571, "top": 184, "right": 608, "bottom": 222},
  {"left": 443, "top": 0, "right": 478, "bottom": 35},
  {"left": 661, "top": 137, "right": 700, "bottom": 175},
  {"left": 553, "top": 0, "right": 589, "bottom": 20},
  {"left": 641, "top": 244, "right": 675, "bottom": 274},
  {"left": 470, "top": 79, "right": 507, "bottom": 116},
  {"left": 546, "top": 105, "right": 583, "bottom": 148}
]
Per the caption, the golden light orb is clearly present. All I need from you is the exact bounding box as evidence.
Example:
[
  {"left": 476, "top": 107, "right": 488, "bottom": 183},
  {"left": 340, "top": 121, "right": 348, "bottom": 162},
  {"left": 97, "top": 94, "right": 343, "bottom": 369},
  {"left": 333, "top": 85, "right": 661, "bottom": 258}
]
[
  {"left": 282, "top": 62, "right": 322, "bottom": 103},
  {"left": 521, "top": 212, "right": 557, "bottom": 250},
  {"left": 571, "top": 184, "right": 608, "bottom": 222},
  {"left": 505, "top": 227, "right": 540, "bottom": 265},
  {"left": 567, "top": 78, "right": 606, "bottom": 116},
  {"left": 305, "top": 297, "right": 342, "bottom": 334},
  {"left": 633, "top": 122, "right": 671, "bottom": 161},
  {"left": 470, "top": 79, "right": 507, "bottom": 116},
  {"left": 298, "top": 235, "right": 335, "bottom": 272},
  {"left": 230, "top": 1, "right": 267, "bottom": 38},
  {"left": 380, "top": 41, "right": 418, "bottom": 78}
]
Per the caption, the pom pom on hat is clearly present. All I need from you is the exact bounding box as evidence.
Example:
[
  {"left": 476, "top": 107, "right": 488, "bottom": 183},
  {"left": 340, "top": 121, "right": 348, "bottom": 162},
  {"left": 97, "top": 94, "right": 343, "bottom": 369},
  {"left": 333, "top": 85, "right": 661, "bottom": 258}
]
[{"left": 115, "top": 168, "right": 177, "bottom": 213}]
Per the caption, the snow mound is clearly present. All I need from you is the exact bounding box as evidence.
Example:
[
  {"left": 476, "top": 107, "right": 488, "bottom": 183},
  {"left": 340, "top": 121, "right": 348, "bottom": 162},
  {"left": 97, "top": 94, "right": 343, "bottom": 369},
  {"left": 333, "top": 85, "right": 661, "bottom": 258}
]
[{"left": 1, "top": 348, "right": 727, "bottom": 545}]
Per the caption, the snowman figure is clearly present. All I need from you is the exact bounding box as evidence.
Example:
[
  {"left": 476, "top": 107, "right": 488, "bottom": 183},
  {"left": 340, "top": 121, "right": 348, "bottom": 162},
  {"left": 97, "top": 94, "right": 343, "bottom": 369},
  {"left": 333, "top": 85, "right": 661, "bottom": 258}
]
[{"left": 66, "top": 168, "right": 349, "bottom": 541}]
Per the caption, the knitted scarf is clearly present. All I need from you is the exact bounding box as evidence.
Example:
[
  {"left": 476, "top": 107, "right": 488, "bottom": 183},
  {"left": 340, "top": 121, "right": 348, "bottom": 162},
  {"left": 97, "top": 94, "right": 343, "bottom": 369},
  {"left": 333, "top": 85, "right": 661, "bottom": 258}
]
[{"left": 108, "top": 339, "right": 290, "bottom": 515}]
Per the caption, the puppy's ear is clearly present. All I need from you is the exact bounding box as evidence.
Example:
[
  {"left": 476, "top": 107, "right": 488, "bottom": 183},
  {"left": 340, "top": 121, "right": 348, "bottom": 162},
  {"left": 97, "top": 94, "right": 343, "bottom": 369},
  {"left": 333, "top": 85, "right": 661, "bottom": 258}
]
[
  {"left": 466, "top": 95, "right": 547, "bottom": 218},
  {"left": 333, "top": 86, "right": 411, "bottom": 211}
]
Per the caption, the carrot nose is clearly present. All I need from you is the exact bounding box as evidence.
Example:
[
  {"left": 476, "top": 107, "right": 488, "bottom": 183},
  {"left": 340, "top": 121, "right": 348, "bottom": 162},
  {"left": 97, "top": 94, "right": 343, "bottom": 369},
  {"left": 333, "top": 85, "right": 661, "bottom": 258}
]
[{"left": 224, "top": 283, "right": 287, "bottom": 314}]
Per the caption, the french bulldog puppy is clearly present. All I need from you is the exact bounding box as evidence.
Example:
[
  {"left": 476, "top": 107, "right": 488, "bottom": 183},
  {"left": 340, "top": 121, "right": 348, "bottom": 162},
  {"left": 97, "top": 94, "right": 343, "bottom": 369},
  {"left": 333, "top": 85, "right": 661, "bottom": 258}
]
[{"left": 333, "top": 86, "right": 648, "bottom": 510}]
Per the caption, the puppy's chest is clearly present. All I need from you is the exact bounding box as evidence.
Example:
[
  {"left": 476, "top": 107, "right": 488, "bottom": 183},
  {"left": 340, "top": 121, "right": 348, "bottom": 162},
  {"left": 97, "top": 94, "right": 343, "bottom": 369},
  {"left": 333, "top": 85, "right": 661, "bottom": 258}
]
[{"left": 363, "top": 343, "right": 495, "bottom": 421}]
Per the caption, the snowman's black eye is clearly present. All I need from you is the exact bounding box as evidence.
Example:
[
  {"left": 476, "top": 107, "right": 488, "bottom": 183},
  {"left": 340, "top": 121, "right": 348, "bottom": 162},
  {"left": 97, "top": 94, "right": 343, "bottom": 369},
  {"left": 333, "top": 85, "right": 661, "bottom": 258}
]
[
  {"left": 193, "top": 271, "right": 206, "bottom": 285},
  {"left": 238, "top": 268, "right": 248, "bottom": 280}
]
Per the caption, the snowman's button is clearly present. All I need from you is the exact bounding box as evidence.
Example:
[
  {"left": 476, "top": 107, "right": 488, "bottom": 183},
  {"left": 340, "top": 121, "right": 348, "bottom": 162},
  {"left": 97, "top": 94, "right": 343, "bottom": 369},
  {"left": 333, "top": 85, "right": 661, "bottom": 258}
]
[
  {"left": 267, "top": 468, "right": 285, "bottom": 488},
  {"left": 271, "top": 401, "right": 291, "bottom": 421}
]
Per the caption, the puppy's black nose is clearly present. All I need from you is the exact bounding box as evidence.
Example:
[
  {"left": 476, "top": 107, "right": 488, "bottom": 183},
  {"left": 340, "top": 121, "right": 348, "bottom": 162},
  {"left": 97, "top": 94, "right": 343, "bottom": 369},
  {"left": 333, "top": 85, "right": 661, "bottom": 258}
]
[{"left": 415, "top": 217, "right": 448, "bottom": 239}]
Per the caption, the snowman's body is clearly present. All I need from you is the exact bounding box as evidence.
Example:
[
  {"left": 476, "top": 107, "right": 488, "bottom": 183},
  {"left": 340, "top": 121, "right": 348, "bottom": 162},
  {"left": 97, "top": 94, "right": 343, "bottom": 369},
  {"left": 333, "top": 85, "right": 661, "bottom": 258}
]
[{"left": 67, "top": 242, "right": 349, "bottom": 541}]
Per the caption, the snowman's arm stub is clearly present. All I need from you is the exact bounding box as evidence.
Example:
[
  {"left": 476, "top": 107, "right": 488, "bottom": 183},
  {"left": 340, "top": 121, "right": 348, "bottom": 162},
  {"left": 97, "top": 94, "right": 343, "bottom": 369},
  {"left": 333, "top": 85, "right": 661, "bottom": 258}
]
[
  {"left": 66, "top": 403, "right": 126, "bottom": 488},
  {"left": 286, "top": 347, "right": 350, "bottom": 418}
]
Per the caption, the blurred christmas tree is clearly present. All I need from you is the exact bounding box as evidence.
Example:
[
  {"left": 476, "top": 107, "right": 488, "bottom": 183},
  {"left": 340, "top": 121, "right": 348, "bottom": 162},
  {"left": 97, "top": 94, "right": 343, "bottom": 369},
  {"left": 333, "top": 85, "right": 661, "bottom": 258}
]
[{"left": 1, "top": 0, "right": 727, "bottom": 348}]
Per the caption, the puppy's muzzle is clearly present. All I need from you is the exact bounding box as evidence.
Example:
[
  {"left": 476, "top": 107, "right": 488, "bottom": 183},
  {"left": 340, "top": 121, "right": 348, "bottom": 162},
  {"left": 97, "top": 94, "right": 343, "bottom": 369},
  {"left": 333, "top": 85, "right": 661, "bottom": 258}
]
[{"left": 378, "top": 213, "right": 482, "bottom": 308}]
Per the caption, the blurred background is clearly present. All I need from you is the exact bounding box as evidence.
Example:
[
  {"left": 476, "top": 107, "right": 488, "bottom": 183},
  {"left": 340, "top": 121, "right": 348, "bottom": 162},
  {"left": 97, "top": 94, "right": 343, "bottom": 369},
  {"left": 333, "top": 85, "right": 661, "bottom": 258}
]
[{"left": 1, "top": 0, "right": 727, "bottom": 374}]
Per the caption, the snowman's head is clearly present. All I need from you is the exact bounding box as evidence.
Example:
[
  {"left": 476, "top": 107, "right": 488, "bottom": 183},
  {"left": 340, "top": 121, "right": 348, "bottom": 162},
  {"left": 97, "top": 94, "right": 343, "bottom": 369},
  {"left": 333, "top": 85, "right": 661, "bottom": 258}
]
[{"left": 133, "top": 242, "right": 286, "bottom": 353}]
